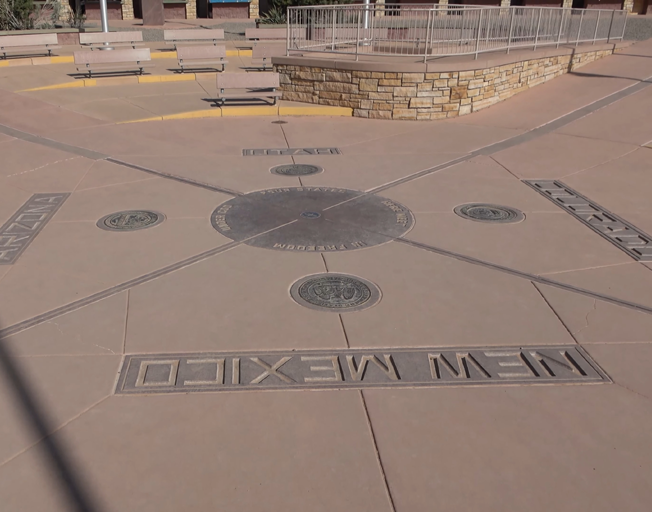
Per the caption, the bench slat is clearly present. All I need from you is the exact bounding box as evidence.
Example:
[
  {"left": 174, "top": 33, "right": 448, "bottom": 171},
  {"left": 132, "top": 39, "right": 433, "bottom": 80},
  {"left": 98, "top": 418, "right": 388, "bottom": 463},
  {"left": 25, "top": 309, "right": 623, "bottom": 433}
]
[
  {"left": 216, "top": 72, "right": 281, "bottom": 104},
  {"left": 76, "top": 62, "right": 155, "bottom": 73},
  {"left": 176, "top": 45, "right": 227, "bottom": 60},
  {"left": 74, "top": 48, "right": 151, "bottom": 65},
  {"left": 74, "top": 48, "right": 152, "bottom": 77},
  {"left": 164, "top": 29, "right": 225, "bottom": 44},
  {"left": 218, "top": 91, "right": 282, "bottom": 99},
  {"left": 79, "top": 31, "right": 144, "bottom": 45},
  {"left": 0, "top": 33, "right": 59, "bottom": 47},
  {"left": 251, "top": 44, "right": 285, "bottom": 68},
  {"left": 217, "top": 72, "right": 279, "bottom": 90}
]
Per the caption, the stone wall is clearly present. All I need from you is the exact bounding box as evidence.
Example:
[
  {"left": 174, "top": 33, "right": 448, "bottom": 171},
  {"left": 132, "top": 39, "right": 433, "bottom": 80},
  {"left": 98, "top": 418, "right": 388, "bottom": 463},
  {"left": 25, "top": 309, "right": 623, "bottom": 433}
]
[
  {"left": 186, "top": 0, "right": 197, "bottom": 18},
  {"left": 275, "top": 45, "right": 620, "bottom": 121},
  {"left": 122, "top": 0, "right": 134, "bottom": 20}
]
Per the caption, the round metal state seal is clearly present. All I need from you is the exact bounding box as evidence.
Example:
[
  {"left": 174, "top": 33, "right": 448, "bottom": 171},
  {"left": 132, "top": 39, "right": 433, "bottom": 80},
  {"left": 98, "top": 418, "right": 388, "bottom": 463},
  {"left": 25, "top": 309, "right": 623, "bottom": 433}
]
[
  {"left": 270, "top": 164, "right": 323, "bottom": 177},
  {"left": 97, "top": 210, "right": 165, "bottom": 231},
  {"left": 210, "top": 187, "right": 414, "bottom": 253},
  {"left": 453, "top": 203, "right": 524, "bottom": 224},
  {"left": 290, "top": 273, "right": 381, "bottom": 313}
]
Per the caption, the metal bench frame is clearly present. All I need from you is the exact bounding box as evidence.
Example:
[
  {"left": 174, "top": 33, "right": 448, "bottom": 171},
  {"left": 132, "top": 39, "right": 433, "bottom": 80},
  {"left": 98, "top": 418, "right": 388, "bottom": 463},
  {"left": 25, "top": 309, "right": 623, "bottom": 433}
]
[
  {"left": 0, "top": 34, "right": 61, "bottom": 59},
  {"left": 216, "top": 73, "right": 282, "bottom": 106},
  {"left": 74, "top": 48, "right": 154, "bottom": 78}
]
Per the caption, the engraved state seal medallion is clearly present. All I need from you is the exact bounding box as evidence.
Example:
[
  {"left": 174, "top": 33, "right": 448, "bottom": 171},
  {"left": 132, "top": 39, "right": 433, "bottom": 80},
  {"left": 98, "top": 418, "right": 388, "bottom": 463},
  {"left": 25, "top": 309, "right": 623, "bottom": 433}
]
[
  {"left": 290, "top": 273, "right": 381, "bottom": 313},
  {"left": 97, "top": 210, "right": 165, "bottom": 231}
]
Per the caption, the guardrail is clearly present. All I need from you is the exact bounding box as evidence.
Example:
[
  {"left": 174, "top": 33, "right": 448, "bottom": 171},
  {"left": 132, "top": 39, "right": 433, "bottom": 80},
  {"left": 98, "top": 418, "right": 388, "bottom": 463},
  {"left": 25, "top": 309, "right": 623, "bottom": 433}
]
[{"left": 286, "top": 4, "right": 628, "bottom": 61}]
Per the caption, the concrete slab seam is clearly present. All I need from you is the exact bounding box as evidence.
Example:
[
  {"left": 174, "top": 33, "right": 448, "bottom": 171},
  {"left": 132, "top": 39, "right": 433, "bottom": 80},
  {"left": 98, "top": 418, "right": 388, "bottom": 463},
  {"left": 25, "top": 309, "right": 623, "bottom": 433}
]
[
  {"left": 0, "top": 123, "right": 108, "bottom": 160},
  {"left": 396, "top": 237, "right": 652, "bottom": 316},
  {"left": 369, "top": 72, "right": 652, "bottom": 196},
  {"left": 105, "top": 158, "right": 244, "bottom": 196}
]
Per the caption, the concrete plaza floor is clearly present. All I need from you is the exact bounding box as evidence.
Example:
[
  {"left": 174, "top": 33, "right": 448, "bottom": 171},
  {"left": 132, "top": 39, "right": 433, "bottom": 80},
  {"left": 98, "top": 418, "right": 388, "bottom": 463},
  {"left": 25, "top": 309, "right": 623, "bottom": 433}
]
[{"left": 1, "top": 38, "right": 652, "bottom": 512}]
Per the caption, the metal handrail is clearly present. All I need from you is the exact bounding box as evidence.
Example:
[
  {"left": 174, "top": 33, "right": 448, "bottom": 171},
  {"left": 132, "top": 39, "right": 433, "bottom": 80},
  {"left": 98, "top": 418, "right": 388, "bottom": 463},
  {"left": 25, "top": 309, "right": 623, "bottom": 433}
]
[{"left": 286, "top": 5, "right": 628, "bottom": 62}]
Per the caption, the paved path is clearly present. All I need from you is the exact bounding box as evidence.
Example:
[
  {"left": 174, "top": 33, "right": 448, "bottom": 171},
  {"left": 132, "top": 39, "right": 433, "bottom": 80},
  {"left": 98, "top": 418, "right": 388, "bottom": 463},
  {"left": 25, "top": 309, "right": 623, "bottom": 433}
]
[{"left": 0, "top": 39, "right": 652, "bottom": 512}]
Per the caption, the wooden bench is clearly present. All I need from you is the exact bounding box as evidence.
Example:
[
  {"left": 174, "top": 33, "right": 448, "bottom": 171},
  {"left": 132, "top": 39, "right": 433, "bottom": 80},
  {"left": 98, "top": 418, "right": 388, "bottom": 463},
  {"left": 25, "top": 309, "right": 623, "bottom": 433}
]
[
  {"left": 0, "top": 34, "right": 61, "bottom": 59},
  {"left": 177, "top": 45, "right": 228, "bottom": 73},
  {"left": 74, "top": 48, "right": 154, "bottom": 78},
  {"left": 164, "top": 29, "right": 225, "bottom": 48},
  {"left": 216, "top": 73, "right": 282, "bottom": 105},
  {"left": 251, "top": 44, "right": 285, "bottom": 71},
  {"left": 79, "top": 31, "right": 144, "bottom": 50}
]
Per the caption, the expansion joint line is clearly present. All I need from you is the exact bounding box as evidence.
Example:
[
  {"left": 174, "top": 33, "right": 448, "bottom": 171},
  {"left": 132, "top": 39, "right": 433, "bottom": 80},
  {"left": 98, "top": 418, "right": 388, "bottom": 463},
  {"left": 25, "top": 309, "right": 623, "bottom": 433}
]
[
  {"left": 366, "top": 71, "right": 652, "bottom": 196},
  {"left": 396, "top": 238, "right": 652, "bottom": 316}
]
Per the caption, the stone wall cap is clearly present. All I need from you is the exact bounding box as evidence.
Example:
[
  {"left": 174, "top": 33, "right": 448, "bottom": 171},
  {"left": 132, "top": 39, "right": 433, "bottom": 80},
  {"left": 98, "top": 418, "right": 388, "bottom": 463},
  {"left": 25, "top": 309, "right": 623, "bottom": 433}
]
[{"left": 275, "top": 41, "right": 631, "bottom": 74}]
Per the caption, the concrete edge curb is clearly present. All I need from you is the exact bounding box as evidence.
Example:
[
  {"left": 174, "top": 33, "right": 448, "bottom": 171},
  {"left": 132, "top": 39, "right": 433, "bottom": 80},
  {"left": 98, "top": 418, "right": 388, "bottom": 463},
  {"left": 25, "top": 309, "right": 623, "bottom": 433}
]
[
  {"left": 1, "top": 48, "right": 252, "bottom": 69},
  {"left": 117, "top": 105, "right": 353, "bottom": 123}
]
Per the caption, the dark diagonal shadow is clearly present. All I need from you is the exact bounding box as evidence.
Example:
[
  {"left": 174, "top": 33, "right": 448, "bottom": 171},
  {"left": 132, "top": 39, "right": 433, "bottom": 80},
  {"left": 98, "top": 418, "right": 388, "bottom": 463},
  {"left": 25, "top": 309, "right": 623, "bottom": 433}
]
[
  {"left": 0, "top": 325, "right": 104, "bottom": 512},
  {"left": 569, "top": 71, "right": 652, "bottom": 83}
]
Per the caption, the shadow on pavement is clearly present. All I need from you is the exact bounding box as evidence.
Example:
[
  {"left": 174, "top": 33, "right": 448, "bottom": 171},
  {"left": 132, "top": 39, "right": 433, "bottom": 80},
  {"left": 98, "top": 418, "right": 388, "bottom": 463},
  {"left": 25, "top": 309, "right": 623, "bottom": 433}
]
[{"left": 0, "top": 324, "right": 104, "bottom": 512}]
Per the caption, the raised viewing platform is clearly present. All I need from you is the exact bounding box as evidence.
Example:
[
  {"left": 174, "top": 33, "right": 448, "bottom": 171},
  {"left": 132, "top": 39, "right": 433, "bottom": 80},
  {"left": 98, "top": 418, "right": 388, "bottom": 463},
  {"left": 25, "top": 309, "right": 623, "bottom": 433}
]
[{"left": 274, "top": 4, "right": 630, "bottom": 119}]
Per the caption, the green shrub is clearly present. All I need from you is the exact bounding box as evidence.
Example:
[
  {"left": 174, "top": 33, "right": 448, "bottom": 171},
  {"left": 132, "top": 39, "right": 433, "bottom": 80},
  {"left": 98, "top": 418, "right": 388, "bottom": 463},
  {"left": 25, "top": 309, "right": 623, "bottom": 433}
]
[{"left": 0, "top": 0, "right": 36, "bottom": 30}]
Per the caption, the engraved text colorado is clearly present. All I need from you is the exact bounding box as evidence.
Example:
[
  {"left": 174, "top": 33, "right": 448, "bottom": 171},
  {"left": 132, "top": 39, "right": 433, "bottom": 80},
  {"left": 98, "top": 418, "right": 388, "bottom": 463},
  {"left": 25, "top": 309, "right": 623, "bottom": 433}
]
[{"left": 116, "top": 346, "right": 608, "bottom": 394}]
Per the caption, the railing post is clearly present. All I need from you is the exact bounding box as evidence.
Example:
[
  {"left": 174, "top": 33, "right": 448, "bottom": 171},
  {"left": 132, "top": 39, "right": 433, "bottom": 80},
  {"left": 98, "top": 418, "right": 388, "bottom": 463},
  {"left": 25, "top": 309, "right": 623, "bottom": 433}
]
[
  {"left": 592, "top": 10, "right": 600, "bottom": 45},
  {"left": 356, "top": 7, "right": 361, "bottom": 61},
  {"left": 475, "top": 8, "right": 483, "bottom": 60},
  {"left": 576, "top": 9, "right": 584, "bottom": 47},
  {"left": 533, "top": 8, "right": 542, "bottom": 51},
  {"left": 286, "top": 7, "right": 291, "bottom": 56},
  {"left": 506, "top": 6, "right": 515, "bottom": 55},
  {"left": 459, "top": 7, "right": 465, "bottom": 47},
  {"left": 331, "top": 8, "right": 336, "bottom": 51},
  {"left": 621, "top": 11, "right": 628, "bottom": 41},
  {"left": 607, "top": 9, "right": 615, "bottom": 44},
  {"left": 423, "top": 8, "right": 433, "bottom": 63},
  {"left": 556, "top": 8, "right": 565, "bottom": 49}
]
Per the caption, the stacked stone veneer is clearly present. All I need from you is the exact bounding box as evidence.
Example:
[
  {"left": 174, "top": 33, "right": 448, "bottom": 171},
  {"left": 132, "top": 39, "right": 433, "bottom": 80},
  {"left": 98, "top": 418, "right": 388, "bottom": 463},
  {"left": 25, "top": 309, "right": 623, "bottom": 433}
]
[{"left": 276, "top": 46, "right": 618, "bottom": 120}]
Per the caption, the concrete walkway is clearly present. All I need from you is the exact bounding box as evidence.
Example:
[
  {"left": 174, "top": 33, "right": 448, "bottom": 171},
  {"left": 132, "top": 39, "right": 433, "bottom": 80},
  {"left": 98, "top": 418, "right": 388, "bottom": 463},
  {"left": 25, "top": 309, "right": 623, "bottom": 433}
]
[{"left": 0, "top": 37, "right": 652, "bottom": 512}]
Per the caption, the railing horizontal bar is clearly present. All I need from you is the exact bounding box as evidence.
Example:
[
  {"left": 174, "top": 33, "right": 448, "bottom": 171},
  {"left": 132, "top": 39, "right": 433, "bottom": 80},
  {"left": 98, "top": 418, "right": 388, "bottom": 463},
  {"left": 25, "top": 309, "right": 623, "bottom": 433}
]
[{"left": 287, "top": 5, "right": 626, "bottom": 60}]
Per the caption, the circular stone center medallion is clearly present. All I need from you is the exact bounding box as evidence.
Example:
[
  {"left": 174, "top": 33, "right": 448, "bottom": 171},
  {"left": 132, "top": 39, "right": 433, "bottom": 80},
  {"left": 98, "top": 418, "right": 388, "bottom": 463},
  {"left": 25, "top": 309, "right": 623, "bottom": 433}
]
[
  {"left": 453, "top": 203, "right": 524, "bottom": 223},
  {"left": 97, "top": 210, "right": 165, "bottom": 231},
  {"left": 270, "top": 164, "right": 323, "bottom": 176},
  {"left": 290, "top": 273, "right": 381, "bottom": 313},
  {"left": 211, "top": 187, "right": 414, "bottom": 253}
]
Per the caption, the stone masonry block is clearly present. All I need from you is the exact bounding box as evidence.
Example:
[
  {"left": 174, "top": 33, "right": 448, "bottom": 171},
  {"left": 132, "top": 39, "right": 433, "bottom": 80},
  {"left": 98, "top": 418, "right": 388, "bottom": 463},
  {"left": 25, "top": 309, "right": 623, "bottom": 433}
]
[
  {"left": 393, "top": 109, "right": 418, "bottom": 120},
  {"left": 359, "top": 79, "right": 379, "bottom": 92},
  {"left": 401, "top": 73, "right": 425, "bottom": 83},
  {"left": 393, "top": 86, "right": 417, "bottom": 97}
]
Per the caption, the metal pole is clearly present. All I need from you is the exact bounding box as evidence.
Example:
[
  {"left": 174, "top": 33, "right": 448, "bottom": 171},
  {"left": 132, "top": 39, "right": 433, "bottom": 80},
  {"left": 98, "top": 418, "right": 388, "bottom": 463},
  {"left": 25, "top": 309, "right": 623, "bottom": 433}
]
[
  {"left": 620, "top": 11, "right": 628, "bottom": 41},
  {"left": 556, "top": 8, "right": 565, "bottom": 49},
  {"left": 506, "top": 7, "right": 515, "bottom": 54},
  {"left": 98, "top": 0, "right": 113, "bottom": 50},
  {"left": 592, "top": 10, "right": 600, "bottom": 44},
  {"left": 475, "top": 9, "right": 483, "bottom": 60},
  {"left": 576, "top": 9, "right": 584, "bottom": 47},
  {"left": 363, "top": 0, "right": 370, "bottom": 30},
  {"left": 423, "top": 8, "right": 433, "bottom": 64},
  {"left": 356, "top": 8, "right": 361, "bottom": 61},
  {"left": 99, "top": 0, "right": 109, "bottom": 33},
  {"left": 607, "top": 9, "right": 615, "bottom": 44},
  {"left": 533, "top": 8, "right": 542, "bottom": 51},
  {"left": 331, "top": 8, "right": 336, "bottom": 51},
  {"left": 286, "top": 7, "right": 291, "bottom": 56}
]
